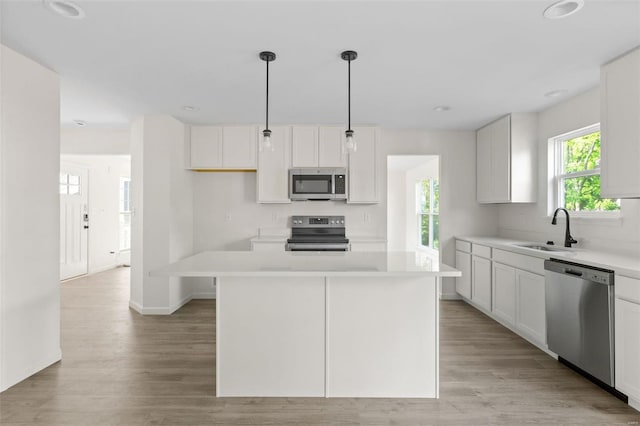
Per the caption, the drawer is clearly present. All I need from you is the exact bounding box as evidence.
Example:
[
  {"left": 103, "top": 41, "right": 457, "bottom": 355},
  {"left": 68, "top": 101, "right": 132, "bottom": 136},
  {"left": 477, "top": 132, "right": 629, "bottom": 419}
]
[
  {"left": 471, "top": 244, "right": 491, "bottom": 259},
  {"left": 493, "top": 249, "right": 544, "bottom": 275},
  {"left": 455, "top": 240, "right": 471, "bottom": 253},
  {"left": 616, "top": 275, "right": 640, "bottom": 304}
]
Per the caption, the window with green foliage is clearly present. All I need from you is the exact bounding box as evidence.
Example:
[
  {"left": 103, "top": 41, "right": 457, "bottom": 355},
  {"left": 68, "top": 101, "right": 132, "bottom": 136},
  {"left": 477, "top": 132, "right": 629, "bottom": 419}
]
[
  {"left": 554, "top": 125, "right": 619, "bottom": 214},
  {"left": 417, "top": 179, "right": 439, "bottom": 250}
]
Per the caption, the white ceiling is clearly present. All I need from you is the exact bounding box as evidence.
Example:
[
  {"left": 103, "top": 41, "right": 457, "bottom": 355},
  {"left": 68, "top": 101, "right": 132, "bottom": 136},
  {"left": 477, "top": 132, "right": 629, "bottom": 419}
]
[{"left": 1, "top": 1, "right": 639, "bottom": 130}]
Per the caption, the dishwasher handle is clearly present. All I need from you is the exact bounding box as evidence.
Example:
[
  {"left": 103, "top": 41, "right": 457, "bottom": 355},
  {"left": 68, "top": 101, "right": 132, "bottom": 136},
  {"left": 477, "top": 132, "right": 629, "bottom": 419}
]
[{"left": 565, "top": 269, "right": 583, "bottom": 277}]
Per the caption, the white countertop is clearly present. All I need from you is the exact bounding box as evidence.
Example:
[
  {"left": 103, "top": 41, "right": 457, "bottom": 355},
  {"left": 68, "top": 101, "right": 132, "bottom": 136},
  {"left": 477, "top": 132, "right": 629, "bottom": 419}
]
[
  {"left": 150, "top": 251, "right": 460, "bottom": 278},
  {"left": 250, "top": 236, "right": 387, "bottom": 243},
  {"left": 457, "top": 236, "right": 640, "bottom": 279}
]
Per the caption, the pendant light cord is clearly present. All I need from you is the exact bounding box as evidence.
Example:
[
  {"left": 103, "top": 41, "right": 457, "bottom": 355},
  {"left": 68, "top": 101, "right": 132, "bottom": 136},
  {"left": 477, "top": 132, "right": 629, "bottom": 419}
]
[
  {"left": 347, "top": 58, "right": 351, "bottom": 131},
  {"left": 265, "top": 59, "right": 269, "bottom": 131}
]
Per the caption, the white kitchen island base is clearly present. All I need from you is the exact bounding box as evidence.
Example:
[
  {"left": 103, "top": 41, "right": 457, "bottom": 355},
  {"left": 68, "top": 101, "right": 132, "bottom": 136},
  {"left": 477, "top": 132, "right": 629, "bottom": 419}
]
[
  {"left": 151, "top": 251, "right": 459, "bottom": 398},
  {"left": 217, "top": 275, "right": 438, "bottom": 398}
]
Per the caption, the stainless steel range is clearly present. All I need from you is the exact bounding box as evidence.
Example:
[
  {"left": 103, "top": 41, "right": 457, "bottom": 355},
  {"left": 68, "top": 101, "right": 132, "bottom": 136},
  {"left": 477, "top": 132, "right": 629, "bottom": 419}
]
[{"left": 286, "top": 215, "right": 349, "bottom": 251}]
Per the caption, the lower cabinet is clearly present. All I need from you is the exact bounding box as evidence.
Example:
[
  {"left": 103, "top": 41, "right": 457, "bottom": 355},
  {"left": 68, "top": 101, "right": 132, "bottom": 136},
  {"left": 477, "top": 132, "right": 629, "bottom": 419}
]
[
  {"left": 515, "top": 269, "right": 546, "bottom": 345},
  {"left": 349, "top": 241, "right": 387, "bottom": 252},
  {"left": 455, "top": 250, "right": 471, "bottom": 299},
  {"left": 251, "top": 241, "right": 286, "bottom": 251},
  {"left": 471, "top": 255, "right": 491, "bottom": 311},
  {"left": 615, "top": 276, "right": 640, "bottom": 407},
  {"left": 492, "top": 263, "right": 516, "bottom": 325}
]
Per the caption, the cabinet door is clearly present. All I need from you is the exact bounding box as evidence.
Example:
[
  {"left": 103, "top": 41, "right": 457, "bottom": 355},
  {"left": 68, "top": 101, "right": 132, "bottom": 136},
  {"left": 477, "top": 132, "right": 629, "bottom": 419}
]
[
  {"left": 291, "top": 126, "right": 319, "bottom": 167},
  {"left": 615, "top": 298, "right": 640, "bottom": 401},
  {"left": 257, "top": 126, "right": 291, "bottom": 203},
  {"left": 318, "top": 127, "right": 347, "bottom": 167},
  {"left": 347, "top": 127, "right": 378, "bottom": 203},
  {"left": 476, "top": 125, "right": 492, "bottom": 203},
  {"left": 491, "top": 116, "right": 511, "bottom": 202},
  {"left": 471, "top": 256, "right": 491, "bottom": 311},
  {"left": 492, "top": 262, "right": 516, "bottom": 325},
  {"left": 455, "top": 250, "right": 471, "bottom": 299},
  {"left": 601, "top": 48, "right": 640, "bottom": 198},
  {"left": 190, "top": 126, "right": 222, "bottom": 169},
  {"left": 222, "top": 126, "right": 257, "bottom": 169},
  {"left": 515, "top": 270, "right": 546, "bottom": 345}
]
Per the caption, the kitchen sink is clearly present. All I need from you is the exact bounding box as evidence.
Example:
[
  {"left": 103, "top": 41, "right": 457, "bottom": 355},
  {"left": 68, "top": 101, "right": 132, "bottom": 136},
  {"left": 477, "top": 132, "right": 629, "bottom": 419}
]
[{"left": 513, "top": 243, "right": 565, "bottom": 252}]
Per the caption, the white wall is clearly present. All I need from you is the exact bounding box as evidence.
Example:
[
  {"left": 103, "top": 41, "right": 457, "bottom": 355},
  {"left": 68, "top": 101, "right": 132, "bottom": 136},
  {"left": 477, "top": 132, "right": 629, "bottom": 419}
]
[
  {"left": 192, "top": 130, "right": 499, "bottom": 298},
  {"left": 61, "top": 155, "right": 131, "bottom": 273},
  {"left": 129, "top": 115, "right": 194, "bottom": 314},
  {"left": 0, "top": 45, "right": 61, "bottom": 392},
  {"left": 498, "top": 88, "right": 640, "bottom": 258},
  {"left": 61, "top": 127, "right": 129, "bottom": 155}
]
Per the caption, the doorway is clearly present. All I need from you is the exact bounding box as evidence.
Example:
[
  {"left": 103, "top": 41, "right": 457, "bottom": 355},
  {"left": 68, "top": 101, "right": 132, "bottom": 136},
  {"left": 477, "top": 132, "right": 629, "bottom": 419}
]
[
  {"left": 60, "top": 163, "right": 89, "bottom": 280},
  {"left": 387, "top": 155, "right": 440, "bottom": 261}
]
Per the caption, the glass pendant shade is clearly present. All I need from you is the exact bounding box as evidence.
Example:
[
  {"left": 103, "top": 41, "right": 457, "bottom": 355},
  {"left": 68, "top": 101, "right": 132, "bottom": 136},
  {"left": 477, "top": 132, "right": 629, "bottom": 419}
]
[
  {"left": 261, "top": 129, "right": 274, "bottom": 152},
  {"left": 345, "top": 129, "right": 356, "bottom": 153}
]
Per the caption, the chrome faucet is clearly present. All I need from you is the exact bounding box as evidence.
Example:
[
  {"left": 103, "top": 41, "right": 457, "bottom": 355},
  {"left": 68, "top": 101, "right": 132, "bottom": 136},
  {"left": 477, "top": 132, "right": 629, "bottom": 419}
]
[{"left": 551, "top": 208, "right": 578, "bottom": 248}]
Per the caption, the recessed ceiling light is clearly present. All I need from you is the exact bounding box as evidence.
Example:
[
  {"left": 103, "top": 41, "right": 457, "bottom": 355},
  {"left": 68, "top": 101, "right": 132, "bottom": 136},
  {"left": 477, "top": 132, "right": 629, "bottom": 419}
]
[
  {"left": 43, "top": 0, "right": 85, "bottom": 19},
  {"left": 73, "top": 120, "right": 87, "bottom": 127},
  {"left": 543, "top": 0, "right": 584, "bottom": 19},
  {"left": 433, "top": 105, "right": 451, "bottom": 112},
  {"left": 182, "top": 105, "right": 200, "bottom": 112},
  {"left": 544, "top": 89, "right": 568, "bottom": 98}
]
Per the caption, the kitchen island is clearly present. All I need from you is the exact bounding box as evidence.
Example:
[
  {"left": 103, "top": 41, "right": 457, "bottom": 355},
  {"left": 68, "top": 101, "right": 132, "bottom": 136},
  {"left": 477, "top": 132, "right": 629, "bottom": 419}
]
[{"left": 151, "top": 251, "right": 460, "bottom": 398}]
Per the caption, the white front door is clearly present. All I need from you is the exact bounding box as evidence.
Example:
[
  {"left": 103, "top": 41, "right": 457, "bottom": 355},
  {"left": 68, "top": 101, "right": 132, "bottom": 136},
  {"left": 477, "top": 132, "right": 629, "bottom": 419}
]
[{"left": 60, "top": 164, "right": 89, "bottom": 280}]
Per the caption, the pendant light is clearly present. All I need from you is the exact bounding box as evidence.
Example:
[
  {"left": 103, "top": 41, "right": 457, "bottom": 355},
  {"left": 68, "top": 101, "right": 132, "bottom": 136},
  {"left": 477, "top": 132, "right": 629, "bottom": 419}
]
[
  {"left": 341, "top": 50, "right": 358, "bottom": 153},
  {"left": 259, "top": 51, "right": 276, "bottom": 152}
]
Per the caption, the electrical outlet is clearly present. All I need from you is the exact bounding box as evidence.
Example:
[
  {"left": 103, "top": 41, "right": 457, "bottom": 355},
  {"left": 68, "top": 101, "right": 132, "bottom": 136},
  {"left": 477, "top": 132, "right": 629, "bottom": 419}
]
[
  {"left": 225, "top": 214, "right": 231, "bottom": 222},
  {"left": 364, "top": 213, "right": 371, "bottom": 223}
]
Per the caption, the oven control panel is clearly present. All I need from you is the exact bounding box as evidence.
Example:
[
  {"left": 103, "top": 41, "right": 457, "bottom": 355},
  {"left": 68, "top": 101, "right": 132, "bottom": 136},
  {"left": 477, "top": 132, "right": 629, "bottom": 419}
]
[{"left": 291, "top": 215, "right": 345, "bottom": 227}]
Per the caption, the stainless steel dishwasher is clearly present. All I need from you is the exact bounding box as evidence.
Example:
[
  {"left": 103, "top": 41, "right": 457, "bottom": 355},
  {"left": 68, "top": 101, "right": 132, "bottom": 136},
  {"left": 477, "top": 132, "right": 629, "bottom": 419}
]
[{"left": 544, "top": 258, "right": 615, "bottom": 387}]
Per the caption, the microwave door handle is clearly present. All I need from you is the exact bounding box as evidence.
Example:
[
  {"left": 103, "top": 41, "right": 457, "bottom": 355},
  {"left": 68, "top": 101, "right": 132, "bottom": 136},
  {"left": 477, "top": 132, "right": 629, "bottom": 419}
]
[{"left": 331, "top": 174, "right": 335, "bottom": 196}]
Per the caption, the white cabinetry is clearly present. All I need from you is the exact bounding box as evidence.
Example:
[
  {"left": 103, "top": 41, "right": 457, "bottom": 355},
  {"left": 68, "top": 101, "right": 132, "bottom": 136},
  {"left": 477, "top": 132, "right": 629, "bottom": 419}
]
[
  {"left": 349, "top": 240, "right": 387, "bottom": 251},
  {"left": 492, "top": 263, "right": 516, "bottom": 325},
  {"left": 189, "top": 125, "right": 257, "bottom": 170},
  {"left": 471, "top": 244, "right": 492, "bottom": 311},
  {"left": 601, "top": 47, "right": 640, "bottom": 198},
  {"left": 615, "top": 275, "right": 640, "bottom": 409},
  {"left": 291, "top": 127, "right": 319, "bottom": 167},
  {"left": 455, "top": 240, "right": 472, "bottom": 299},
  {"left": 515, "top": 269, "right": 546, "bottom": 344},
  {"left": 291, "top": 126, "right": 346, "bottom": 168},
  {"left": 347, "top": 127, "right": 378, "bottom": 203},
  {"left": 257, "top": 126, "right": 291, "bottom": 203},
  {"left": 476, "top": 113, "right": 537, "bottom": 203}
]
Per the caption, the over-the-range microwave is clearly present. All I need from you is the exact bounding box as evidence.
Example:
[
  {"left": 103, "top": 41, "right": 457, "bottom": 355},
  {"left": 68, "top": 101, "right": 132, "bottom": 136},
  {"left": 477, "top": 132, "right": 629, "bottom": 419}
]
[{"left": 289, "top": 168, "right": 347, "bottom": 201}]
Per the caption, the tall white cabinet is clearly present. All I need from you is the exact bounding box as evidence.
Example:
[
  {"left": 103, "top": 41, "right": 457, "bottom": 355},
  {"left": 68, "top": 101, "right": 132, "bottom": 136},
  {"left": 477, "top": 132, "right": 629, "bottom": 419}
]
[
  {"left": 347, "top": 127, "right": 379, "bottom": 204},
  {"left": 476, "top": 113, "right": 537, "bottom": 204},
  {"left": 601, "top": 47, "right": 640, "bottom": 198},
  {"left": 257, "top": 126, "right": 291, "bottom": 203}
]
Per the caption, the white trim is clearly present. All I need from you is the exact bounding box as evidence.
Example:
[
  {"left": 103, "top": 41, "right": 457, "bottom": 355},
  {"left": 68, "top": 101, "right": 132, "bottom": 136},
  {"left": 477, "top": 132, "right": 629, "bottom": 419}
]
[
  {"left": 440, "top": 292, "right": 462, "bottom": 300},
  {"left": 191, "top": 292, "right": 216, "bottom": 299},
  {"left": 628, "top": 396, "right": 640, "bottom": 412},
  {"left": 0, "top": 348, "right": 62, "bottom": 393}
]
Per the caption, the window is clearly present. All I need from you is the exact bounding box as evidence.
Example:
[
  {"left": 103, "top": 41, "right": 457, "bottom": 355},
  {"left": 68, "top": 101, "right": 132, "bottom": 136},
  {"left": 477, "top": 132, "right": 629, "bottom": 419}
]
[
  {"left": 553, "top": 125, "right": 619, "bottom": 214},
  {"left": 119, "top": 177, "right": 131, "bottom": 251},
  {"left": 417, "top": 179, "right": 439, "bottom": 250},
  {"left": 59, "top": 173, "right": 81, "bottom": 195}
]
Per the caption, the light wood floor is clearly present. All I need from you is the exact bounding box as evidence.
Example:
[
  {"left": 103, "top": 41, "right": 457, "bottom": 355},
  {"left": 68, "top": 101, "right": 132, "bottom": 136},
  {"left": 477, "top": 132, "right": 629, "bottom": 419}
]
[{"left": 1, "top": 267, "right": 639, "bottom": 425}]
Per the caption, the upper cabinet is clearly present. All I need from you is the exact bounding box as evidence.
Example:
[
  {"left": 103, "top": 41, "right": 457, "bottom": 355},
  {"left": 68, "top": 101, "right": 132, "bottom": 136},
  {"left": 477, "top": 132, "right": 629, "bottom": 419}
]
[
  {"left": 601, "top": 47, "right": 640, "bottom": 198},
  {"left": 291, "top": 126, "right": 346, "bottom": 168},
  {"left": 347, "top": 126, "right": 379, "bottom": 204},
  {"left": 188, "top": 125, "right": 257, "bottom": 170},
  {"left": 476, "top": 113, "right": 537, "bottom": 204},
  {"left": 257, "top": 126, "right": 291, "bottom": 203}
]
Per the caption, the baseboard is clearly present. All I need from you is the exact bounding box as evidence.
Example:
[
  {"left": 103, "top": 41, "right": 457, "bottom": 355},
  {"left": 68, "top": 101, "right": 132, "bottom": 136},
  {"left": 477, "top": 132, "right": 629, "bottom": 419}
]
[
  {"left": 129, "top": 300, "right": 170, "bottom": 315},
  {"left": 440, "top": 292, "right": 461, "bottom": 300},
  {"left": 88, "top": 263, "right": 121, "bottom": 275},
  {"left": 0, "top": 348, "right": 61, "bottom": 393},
  {"left": 628, "top": 395, "right": 640, "bottom": 412},
  {"left": 169, "top": 294, "right": 194, "bottom": 314},
  {"left": 191, "top": 292, "right": 216, "bottom": 299}
]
